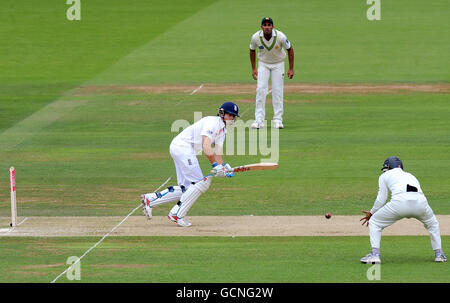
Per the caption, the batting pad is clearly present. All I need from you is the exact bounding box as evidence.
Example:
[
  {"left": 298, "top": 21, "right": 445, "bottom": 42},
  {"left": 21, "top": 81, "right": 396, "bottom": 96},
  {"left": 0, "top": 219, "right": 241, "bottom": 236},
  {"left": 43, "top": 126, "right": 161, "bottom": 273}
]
[
  {"left": 177, "top": 175, "right": 212, "bottom": 218},
  {"left": 147, "top": 185, "right": 185, "bottom": 208}
]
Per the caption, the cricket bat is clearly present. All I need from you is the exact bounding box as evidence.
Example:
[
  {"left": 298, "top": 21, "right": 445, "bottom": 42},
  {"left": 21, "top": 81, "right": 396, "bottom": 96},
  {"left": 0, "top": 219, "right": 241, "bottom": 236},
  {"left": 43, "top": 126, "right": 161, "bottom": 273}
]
[
  {"left": 211, "top": 162, "right": 278, "bottom": 173},
  {"left": 232, "top": 162, "right": 278, "bottom": 172}
]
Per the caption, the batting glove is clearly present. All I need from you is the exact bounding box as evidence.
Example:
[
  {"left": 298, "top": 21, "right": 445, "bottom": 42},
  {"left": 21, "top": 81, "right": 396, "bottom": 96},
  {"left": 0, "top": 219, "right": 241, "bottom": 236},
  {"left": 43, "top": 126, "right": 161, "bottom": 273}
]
[
  {"left": 223, "top": 163, "right": 234, "bottom": 178},
  {"left": 211, "top": 162, "right": 227, "bottom": 177}
]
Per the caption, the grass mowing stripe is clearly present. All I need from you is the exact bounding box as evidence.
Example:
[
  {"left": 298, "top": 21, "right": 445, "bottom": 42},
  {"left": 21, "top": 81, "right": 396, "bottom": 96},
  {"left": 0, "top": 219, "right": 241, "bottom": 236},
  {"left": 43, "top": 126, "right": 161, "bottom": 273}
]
[
  {"left": 1, "top": 236, "right": 448, "bottom": 282},
  {"left": 0, "top": 0, "right": 218, "bottom": 132},
  {"left": 1, "top": 93, "right": 449, "bottom": 216},
  {"left": 0, "top": 100, "right": 88, "bottom": 151},
  {"left": 90, "top": 0, "right": 450, "bottom": 84}
]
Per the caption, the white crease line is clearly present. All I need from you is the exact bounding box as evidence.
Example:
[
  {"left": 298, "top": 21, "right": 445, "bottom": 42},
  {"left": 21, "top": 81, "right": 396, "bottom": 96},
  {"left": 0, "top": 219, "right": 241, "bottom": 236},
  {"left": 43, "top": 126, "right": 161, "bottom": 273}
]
[
  {"left": 0, "top": 217, "right": 28, "bottom": 234},
  {"left": 190, "top": 84, "right": 203, "bottom": 95},
  {"left": 175, "top": 84, "right": 204, "bottom": 106},
  {"left": 17, "top": 217, "right": 28, "bottom": 226},
  {"left": 50, "top": 177, "right": 171, "bottom": 283},
  {"left": 0, "top": 226, "right": 15, "bottom": 233}
]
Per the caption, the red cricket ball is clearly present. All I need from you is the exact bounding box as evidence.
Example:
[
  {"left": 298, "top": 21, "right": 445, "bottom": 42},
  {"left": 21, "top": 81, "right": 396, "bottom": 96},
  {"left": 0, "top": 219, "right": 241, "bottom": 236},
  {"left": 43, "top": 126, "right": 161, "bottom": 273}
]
[{"left": 325, "top": 212, "right": 332, "bottom": 219}]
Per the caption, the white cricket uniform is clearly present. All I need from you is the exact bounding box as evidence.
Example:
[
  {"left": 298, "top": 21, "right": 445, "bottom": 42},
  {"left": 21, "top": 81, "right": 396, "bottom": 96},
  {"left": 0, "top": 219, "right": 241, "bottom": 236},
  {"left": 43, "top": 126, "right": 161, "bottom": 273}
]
[
  {"left": 170, "top": 116, "right": 226, "bottom": 188},
  {"left": 369, "top": 168, "right": 442, "bottom": 250},
  {"left": 250, "top": 29, "right": 291, "bottom": 123}
]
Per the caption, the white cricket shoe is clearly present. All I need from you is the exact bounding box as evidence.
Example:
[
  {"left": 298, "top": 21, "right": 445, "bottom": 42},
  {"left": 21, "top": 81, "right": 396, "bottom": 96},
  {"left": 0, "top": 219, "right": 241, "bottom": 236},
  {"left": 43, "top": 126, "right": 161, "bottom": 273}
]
[
  {"left": 141, "top": 194, "right": 153, "bottom": 220},
  {"left": 141, "top": 193, "right": 158, "bottom": 206},
  {"left": 360, "top": 253, "right": 381, "bottom": 264},
  {"left": 251, "top": 121, "right": 264, "bottom": 129},
  {"left": 435, "top": 253, "right": 447, "bottom": 263},
  {"left": 168, "top": 212, "right": 178, "bottom": 223},
  {"left": 143, "top": 206, "right": 152, "bottom": 219},
  {"left": 274, "top": 121, "right": 284, "bottom": 129},
  {"left": 177, "top": 217, "right": 192, "bottom": 227}
]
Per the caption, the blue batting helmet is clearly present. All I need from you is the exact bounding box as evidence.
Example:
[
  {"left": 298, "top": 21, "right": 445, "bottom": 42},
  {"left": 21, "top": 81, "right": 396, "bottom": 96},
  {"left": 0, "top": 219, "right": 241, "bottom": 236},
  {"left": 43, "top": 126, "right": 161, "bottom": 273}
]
[{"left": 218, "top": 102, "right": 239, "bottom": 117}]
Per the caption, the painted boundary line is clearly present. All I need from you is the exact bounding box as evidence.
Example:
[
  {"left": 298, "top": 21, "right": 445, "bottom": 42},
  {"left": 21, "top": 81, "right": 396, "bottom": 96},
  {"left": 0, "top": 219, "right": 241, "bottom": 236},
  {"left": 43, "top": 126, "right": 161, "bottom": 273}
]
[{"left": 50, "top": 177, "right": 171, "bottom": 283}]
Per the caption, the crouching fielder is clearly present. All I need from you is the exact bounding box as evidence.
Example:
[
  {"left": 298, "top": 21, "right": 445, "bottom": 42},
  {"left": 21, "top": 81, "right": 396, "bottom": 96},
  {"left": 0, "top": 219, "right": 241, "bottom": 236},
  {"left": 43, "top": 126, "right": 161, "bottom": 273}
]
[
  {"left": 140, "top": 102, "right": 239, "bottom": 227},
  {"left": 360, "top": 156, "right": 447, "bottom": 264}
]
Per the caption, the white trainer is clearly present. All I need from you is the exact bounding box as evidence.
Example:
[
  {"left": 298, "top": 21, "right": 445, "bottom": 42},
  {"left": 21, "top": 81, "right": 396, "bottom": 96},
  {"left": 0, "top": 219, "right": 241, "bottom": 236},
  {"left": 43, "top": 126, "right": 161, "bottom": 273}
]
[
  {"left": 435, "top": 253, "right": 447, "bottom": 263},
  {"left": 360, "top": 253, "right": 381, "bottom": 264},
  {"left": 251, "top": 121, "right": 264, "bottom": 129},
  {"left": 274, "top": 121, "right": 284, "bottom": 129},
  {"left": 177, "top": 217, "right": 192, "bottom": 227}
]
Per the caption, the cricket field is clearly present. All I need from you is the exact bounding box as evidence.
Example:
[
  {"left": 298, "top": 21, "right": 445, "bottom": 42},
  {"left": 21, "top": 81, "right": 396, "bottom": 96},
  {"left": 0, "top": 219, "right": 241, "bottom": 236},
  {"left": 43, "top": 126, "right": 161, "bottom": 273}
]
[{"left": 0, "top": 0, "right": 449, "bottom": 286}]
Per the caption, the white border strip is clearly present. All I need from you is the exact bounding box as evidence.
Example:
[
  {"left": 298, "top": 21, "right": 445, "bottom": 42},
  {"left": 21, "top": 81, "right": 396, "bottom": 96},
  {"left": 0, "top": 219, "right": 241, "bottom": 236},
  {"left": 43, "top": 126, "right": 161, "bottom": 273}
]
[{"left": 50, "top": 177, "right": 171, "bottom": 283}]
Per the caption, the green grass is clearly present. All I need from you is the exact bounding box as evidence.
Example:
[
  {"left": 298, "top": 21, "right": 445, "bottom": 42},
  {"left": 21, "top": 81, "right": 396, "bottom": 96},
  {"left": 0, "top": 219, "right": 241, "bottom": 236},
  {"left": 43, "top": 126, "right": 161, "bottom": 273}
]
[
  {"left": 0, "top": 236, "right": 448, "bottom": 283},
  {"left": 2, "top": 0, "right": 449, "bottom": 87},
  {"left": 93, "top": 0, "right": 450, "bottom": 84},
  {"left": 0, "top": 0, "right": 217, "bottom": 85},
  {"left": 1, "top": 1, "right": 448, "bottom": 131},
  {"left": 0, "top": 0, "right": 216, "bottom": 131}
]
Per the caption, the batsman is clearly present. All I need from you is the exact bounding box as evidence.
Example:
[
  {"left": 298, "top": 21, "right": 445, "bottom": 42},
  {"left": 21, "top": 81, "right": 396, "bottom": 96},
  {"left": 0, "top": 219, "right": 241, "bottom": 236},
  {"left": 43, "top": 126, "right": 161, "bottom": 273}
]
[{"left": 140, "top": 102, "right": 239, "bottom": 227}]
